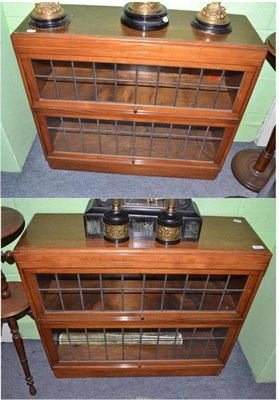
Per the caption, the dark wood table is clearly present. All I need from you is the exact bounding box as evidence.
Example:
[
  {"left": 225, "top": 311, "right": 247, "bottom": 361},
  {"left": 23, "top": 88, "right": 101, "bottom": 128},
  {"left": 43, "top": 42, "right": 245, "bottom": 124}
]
[
  {"left": 1, "top": 206, "right": 37, "bottom": 396},
  {"left": 231, "top": 32, "right": 276, "bottom": 193}
]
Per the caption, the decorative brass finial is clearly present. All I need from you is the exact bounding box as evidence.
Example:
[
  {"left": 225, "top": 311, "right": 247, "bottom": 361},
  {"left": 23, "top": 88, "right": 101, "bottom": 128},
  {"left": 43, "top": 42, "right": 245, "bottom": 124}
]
[
  {"left": 29, "top": 2, "right": 70, "bottom": 29},
  {"left": 166, "top": 199, "right": 176, "bottom": 213},
  {"left": 111, "top": 198, "right": 121, "bottom": 212},
  {"left": 191, "top": 2, "right": 232, "bottom": 34},
  {"left": 121, "top": 2, "right": 169, "bottom": 31}
]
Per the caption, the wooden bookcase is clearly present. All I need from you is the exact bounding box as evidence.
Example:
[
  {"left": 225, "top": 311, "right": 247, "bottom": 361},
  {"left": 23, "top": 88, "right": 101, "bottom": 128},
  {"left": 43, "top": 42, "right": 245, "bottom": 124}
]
[
  {"left": 11, "top": 5, "right": 266, "bottom": 179},
  {"left": 13, "top": 214, "right": 272, "bottom": 378}
]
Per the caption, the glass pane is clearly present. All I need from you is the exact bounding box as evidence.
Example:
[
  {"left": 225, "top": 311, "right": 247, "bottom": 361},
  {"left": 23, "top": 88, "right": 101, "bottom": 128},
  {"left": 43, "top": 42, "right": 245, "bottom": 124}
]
[
  {"left": 187, "top": 275, "right": 208, "bottom": 289},
  {"left": 53, "top": 60, "right": 78, "bottom": 100},
  {"left": 219, "top": 275, "right": 247, "bottom": 311},
  {"left": 37, "top": 273, "right": 57, "bottom": 289},
  {"left": 195, "top": 69, "right": 243, "bottom": 110},
  {"left": 58, "top": 274, "right": 79, "bottom": 289},
  {"left": 61, "top": 292, "right": 82, "bottom": 311},
  {"left": 221, "top": 292, "right": 244, "bottom": 311},
  {"left": 103, "top": 293, "right": 122, "bottom": 311},
  {"left": 40, "top": 292, "right": 62, "bottom": 311},
  {"left": 102, "top": 274, "right": 122, "bottom": 288},
  {"left": 224, "top": 70, "right": 243, "bottom": 88},
  {"left": 185, "top": 126, "right": 224, "bottom": 161},
  {"left": 82, "top": 292, "right": 103, "bottom": 311},
  {"left": 75, "top": 61, "right": 96, "bottom": 102},
  {"left": 214, "top": 89, "right": 239, "bottom": 110},
  {"left": 227, "top": 275, "right": 247, "bottom": 290},
  {"left": 201, "top": 293, "right": 223, "bottom": 310},
  {"left": 80, "top": 274, "right": 103, "bottom": 310},
  {"left": 32, "top": 60, "right": 56, "bottom": 99},
  {"left": 52, "top": 327, "right": 229, "bottom": 362},
  {"left": 53, "top": 330, "right": 73, "bottom": 361}
]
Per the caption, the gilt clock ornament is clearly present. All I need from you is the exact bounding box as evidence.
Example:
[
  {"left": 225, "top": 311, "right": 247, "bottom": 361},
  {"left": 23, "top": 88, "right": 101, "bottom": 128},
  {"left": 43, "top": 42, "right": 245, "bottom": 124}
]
[
  {"left": 103, "top": 199, "right": 129, "bottom": 243},
  {"left": 156, "top": 199, "right": 183, "bottom": 245},
  {"left": 84, "top": 199, "right": 202, "bottom": 243}
]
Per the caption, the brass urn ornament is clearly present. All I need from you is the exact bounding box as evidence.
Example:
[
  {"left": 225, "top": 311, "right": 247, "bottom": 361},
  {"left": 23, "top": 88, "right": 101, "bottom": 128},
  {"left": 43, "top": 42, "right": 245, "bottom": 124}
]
[
  {"left": 129, "top": 2, "right": 164, "bottom": 15},
  {"left": 121, "top": 2, "right": 169, "bottom": 31},
  {"left": 191, "top": 2, "right": 232, "bottom": 34},
  {"left": 103, "top": 199, "right": 129, "bottom": 243},
  {"left": 156, "top": 199, "right": 183, "bottom": 245},
  {"left": 29, "top": 2, "right": 70, "bottom": 30}
]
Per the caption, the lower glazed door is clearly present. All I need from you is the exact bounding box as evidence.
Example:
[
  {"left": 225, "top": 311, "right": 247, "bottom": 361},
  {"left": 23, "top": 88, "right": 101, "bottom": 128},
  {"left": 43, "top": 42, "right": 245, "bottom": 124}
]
[{"left": 38, "top": 323, "right": 240, "bottom": 377}]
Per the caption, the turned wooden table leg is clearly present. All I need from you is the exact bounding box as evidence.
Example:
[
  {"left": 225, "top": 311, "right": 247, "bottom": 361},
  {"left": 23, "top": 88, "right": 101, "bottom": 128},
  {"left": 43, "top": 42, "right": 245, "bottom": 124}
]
[
  {"left": 1, "top": 207, "right": 37, "bottom": 395},
  {"left": 1, "top": 251, "right": 15, "bottom": 299},
  {"left": 231, "top": 32, "right": 276, "bottom": 193},
  {"left": 7, "top": 316, "right": 37, "bottom": 396},
  {"left": 254, "top": 127, "right": 276, "bottom": 172},
  {"left": 1, "top": 271, "right": 11, "bottom": 299},
  {"left": 231, "top": 127, "right": 275, "bottom": 192}
]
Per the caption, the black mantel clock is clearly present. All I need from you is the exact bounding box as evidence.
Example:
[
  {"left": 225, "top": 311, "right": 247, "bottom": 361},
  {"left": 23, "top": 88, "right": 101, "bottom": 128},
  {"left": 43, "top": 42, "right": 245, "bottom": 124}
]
[{"left": 84, "top": 199, "right": 202, "bottom": 243}]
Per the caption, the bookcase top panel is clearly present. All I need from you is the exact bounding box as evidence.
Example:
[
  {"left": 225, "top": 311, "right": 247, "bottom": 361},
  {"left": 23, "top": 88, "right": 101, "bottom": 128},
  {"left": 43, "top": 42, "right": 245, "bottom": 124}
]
[
  {"left": 12, "top": 5, "right": 265, "bottom": 49},
  {"left": 14, "top": 213, "right": 270, "bottom": 255}
]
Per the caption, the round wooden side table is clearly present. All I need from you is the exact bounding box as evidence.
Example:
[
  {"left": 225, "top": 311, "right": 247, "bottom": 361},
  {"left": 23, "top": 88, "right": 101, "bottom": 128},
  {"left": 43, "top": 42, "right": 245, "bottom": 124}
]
[
  {"left": 1, "top": 206, "right": 37, "bottom": 396},
  {"left": 231, "top": 32, "right": 276, "bottom": 192}
]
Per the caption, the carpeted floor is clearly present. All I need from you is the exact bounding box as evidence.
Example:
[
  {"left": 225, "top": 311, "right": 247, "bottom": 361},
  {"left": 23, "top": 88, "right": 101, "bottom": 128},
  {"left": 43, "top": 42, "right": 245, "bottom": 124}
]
[
  {"left": 1, "top": 137, "right": 269, "bottom": 198},
  {"left": 1, "top": 340, "right": 275, "bottom": 399}
]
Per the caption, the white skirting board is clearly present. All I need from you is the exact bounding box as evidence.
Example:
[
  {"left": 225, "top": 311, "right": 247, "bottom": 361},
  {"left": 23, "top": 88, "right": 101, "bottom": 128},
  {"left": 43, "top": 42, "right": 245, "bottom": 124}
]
[{"left": 255, "top": 98, "right": 276, "bottom": 147}]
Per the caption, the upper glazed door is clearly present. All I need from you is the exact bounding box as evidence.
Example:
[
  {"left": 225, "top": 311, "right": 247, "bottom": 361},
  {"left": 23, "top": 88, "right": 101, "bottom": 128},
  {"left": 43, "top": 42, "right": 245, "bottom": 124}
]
[
  {"left": 21, "top": 270, "right": 255, "bottom": 323},
  {"left": 31, "top": 59, "right": 245, "bottom": 112},
  {"left": 22, "top": 56, "right": 255, "bottom": 120}
]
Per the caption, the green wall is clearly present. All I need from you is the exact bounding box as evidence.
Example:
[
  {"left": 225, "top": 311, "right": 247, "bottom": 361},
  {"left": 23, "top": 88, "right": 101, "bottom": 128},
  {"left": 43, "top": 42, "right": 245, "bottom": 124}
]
[
  {"left": 1, "top": 198, "right": 275, "bottom": 383},
  {"left": 1, "top": 2, "right": 276, "bottom": 172},
  {"left": 1, "top": 3, "right": 36, "bottom": 172}
]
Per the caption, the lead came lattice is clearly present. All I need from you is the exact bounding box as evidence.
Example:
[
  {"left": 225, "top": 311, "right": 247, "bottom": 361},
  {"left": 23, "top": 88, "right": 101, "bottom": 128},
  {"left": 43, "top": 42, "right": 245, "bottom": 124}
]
[
  {"left": 37, "top": 273, "right": 248, "bottom": 312},
  {"left": 32, "top": 60, "right": 243, "bottom": 110},
  {"left": 52, "top": 327, "right": 229, "bottom": 362},
  {"left": 46, "top": 117, "right": 225, "bottom": 162}
]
